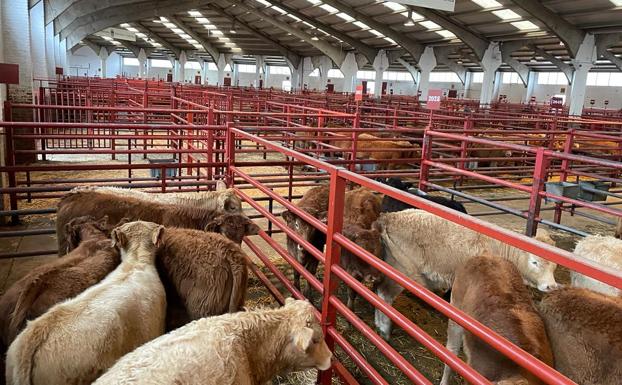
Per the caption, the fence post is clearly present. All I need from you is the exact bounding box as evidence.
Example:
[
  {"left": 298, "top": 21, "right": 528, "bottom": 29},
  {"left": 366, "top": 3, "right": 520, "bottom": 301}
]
[
  {"left": 319, "top": 170, "right": 346, "bottom": 385},
  {"left": 418, "top": 129, "right": 432, "bottom": 193},
  {"left": 526, "top": 147, "right": 548, "bottom": 236},
  {"left": 350, "top": 105, "right": 360, "bottom": 172},
  {"left": 554, "top": 130, "right": 575, "bottom": 223},
  {"left": 225, "top": 122, "right": 235, "bottom": 187},
  {"left": 3, "top": 102, "right": 19, "bottom": 224},
  {"left": 207, "top": 106, "right": 215, "bottom": 183}
]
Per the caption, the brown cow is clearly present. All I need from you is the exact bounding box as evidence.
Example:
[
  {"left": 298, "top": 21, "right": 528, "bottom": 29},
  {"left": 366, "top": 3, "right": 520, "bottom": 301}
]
[
  {"left": 538, "top": 287, "right": 622, "bottom": 385},
  {"left": 441, "top": 255, "right": 554, "bottom": 385},
  {"left": 157, "top": 228, "right": 249, "bottom": 330},
  {"left": 56, "top": 191, "right": 255, "bottom": 254},
  {"left": 0, "top": 216, "right": 120, "bottom": 348}
]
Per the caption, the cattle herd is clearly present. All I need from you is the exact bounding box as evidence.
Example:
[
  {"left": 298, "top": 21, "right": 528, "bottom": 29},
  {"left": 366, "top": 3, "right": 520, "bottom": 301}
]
[{"left": 0, "top": 177, "right": 620, "bottom": 385}]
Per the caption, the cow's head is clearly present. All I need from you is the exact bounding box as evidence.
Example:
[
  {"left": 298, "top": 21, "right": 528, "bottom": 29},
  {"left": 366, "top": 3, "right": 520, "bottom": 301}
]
[
  {"left": 282, "top": 298, "right": 332, "bottom": 372},
  {"left": 205, "top": 213, "right": 260, "bottom": 244}
]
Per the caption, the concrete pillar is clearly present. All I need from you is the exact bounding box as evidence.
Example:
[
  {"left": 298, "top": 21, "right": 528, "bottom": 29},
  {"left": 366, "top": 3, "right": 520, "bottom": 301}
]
[
  {"left": 255, "top": 55, "right": 265, "bottom": 88},
  {"left": 232, "top": 63, "right": 239, "bottom": 86},
  {"left": 492, "top": 71, "right": 502, "bottom": 102},
  {"left": 178, "top": 51, "right": 187, "bottom": 82},
  {"left": 146, "top": 58, "right": 152, "bottom": 79},
  {"left": 58, "top": 37, "right": 67, "bottom": 75},
  {"left": 285, "top": 58, "right": 301, "bottom": 91},
  {"left": 99, "top": 47, "right": 109, "bottom": 78},
  {"left": 29, "top": 1, "right": 47, "bottom": 81},
  {"left": 524, "top": 71, "right": 538, "bottom": 103},
  {"left": 44, "top": 22, "right": 55, "bottom": 78},
  {"left": 339, "top": 52, "right": 358, "bottom": 93},
  {"left": 1, "top": 0, "right": 33, "bottom": 98},
  {"left": 372, "top": 50, "right": 389, "bottom": 99},
  {"left": 137, "top": 48, "right": 147, "bottom": 78},
  {"left": 479, "top": 42, "right": 502, "bottom": 106},
  {"left": 418, "top": 46, "right": 437, "bottom": 101},
  {"left": 317, "top": 56, "right": 333, "bottom": 91},
  {"left": 200, "top": 60, "right": 208, "bottom": 84},
  {"left": 463, "top": 72, "right": 473, "bottom": 99},
  {"left": 568, "top": 34, "right": 596, "bottom": 116},
  {"left": 217, "top": 54, "right": 226, "bottom": 85}
]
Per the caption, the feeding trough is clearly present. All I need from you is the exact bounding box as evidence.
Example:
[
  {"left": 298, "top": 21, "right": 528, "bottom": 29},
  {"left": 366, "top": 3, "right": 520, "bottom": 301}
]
[
  {"left": 148, "top": 158, "right": 178, "bottom": 179},
  {"left": 578, "top": 181, "right": 610, "bottom": 202},
  {"left": 545, "top": 182, "right": 580, "bottom": 204}
]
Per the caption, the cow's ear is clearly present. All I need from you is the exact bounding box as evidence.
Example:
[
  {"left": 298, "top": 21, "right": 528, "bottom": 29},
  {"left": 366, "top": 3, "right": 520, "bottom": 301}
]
[
  {"left": 318, "top": 211, "right": 329, "bottom": 223},
  {"left": 216, "top": 180, "right": 227, "bottom": 191},
  {"left": 292, "top": 327, "right": 314, "bottom": 351},
  {"left": 65, "top": 223, "right": 81, "bottom": 253},
  {"left": 245, "top": 221, "right": 261, "bottom": 235},
  {"left": 97, "top": 215, "right": 109, "bottom": 230},
  {"left": 152, "top": 225, "right": 165, "bottom": 247},
  {"left": 281, "top": 210, "right": 294, "bottom": 223},
  {"left": 205, "top": 216, "right": 224, "bottom": 233},
  {"left": 110, "top": 228, "right": 127, "bottom": 249}
]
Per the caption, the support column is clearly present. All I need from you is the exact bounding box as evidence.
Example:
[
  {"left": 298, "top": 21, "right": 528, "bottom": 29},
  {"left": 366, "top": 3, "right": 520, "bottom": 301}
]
[
  {"left": 418, "top": 46, "right": 437, "bottom": 101},
  {"left": 492, "top": 71, "right": 502, "bottom": 102},
  {"left": 524, "top": 72, "right": 538, "bottom": 103},
  {"left": 479, "top": 42, "right": 502, "bottom": 106},
  {"left": 44, "top": 22, "right": 55, "bottom": 79},
  {"left": 232, "top": 63, "right": 240, "bottom": 86},
  {"left": 217, "top": 54, "right": 226, "bottom": 85},
  {"left": 99, "top": 47, "right": 109, "bottom": 78},
  {"left": 463, "top": 72, "right": 473, "bottom": 99},
  {"left": 254, "top": 55, "right": 265, "bottom": 88},
  {"left": 372, "top": 50, "right": 389, "bottom": 99},
  {"left": 137, "top": 48, "right": 147, "bottom": 79},
  {"left": 316, "top": 56, "right": 333, "bottom": 91},
  {"left": 146, "top": 58, "right": 152, "bottom": 79},
  {"left": 1, "top": 0, "right": 33, "bottom": 96},
  {"left": 285, "top": 57, "right": 301, "bottom": 91},
  {"left": 568, "top": 34, "right": 596, "bottom": 116},
  {"left": 339, "top": 52, "right": 358, "bottom": 93},
  {"left": 397, "top": 58, "right": 419, "bottom": 96},
  {"left": 200, "top": 60, "right": 208, "bottom": 84},
  {"left": 29, "top": 1, "right": 47, "bottom": 81},
  {"left": 178, "top": 51, "right": 187, "bottom": 82}
]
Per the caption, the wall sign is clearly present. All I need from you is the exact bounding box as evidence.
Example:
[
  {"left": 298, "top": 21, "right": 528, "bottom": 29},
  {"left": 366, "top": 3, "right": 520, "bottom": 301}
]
[
  {"left": 550, "top": 97, "right": 563, "bottom": 108},
  {"left": 0, "top": 63, "right": 19, "bottom": 84},
  {"left": 427, "top": 89, "right": 442, "bottom": 110},
  {"left": 355, "top": 85, "right": 364, "bottom": 101},
  {"left": 392, "top": 0, "right": 455, "bottom": 12}
]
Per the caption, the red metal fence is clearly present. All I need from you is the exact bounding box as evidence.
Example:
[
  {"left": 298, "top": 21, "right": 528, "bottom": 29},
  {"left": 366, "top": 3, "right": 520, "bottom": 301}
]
[{"left": 2, "top": 78, "right": 622, "bottom": 384}]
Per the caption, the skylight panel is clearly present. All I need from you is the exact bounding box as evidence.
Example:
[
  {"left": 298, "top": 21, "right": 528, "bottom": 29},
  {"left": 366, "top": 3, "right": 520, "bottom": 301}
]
[
  {"left": 437, "top": 30, "right": 456, "bottom": 38},
  {"left": 255, "top": 0, "right": 271, "bottom": 6},
  {"left": 287, "top": 14, "right": 302, "bottom": 22},
  {"left": 196, "top": 17, "right": 210, "bottom": 24},
  {"left": 511, "top": 20, "right": 539, "bottom": 30},
  {"left": 271, "top": 6, "right": 287, "bottom": 14},
  {"left": 320, "top": 4, "right": 339, "bottom": 13},
  {"left": 306, "top": 0, "right": 321, "bottom": 4},
  {"left": 420, "top": 20, "right": 441, "bottom": 30},
  {"left": 611, "top": 0, "right": 622, "bottom": 5},
  {"left": 353, "top": 21, "right": 370, "bottom": 29},
  {"left": 204, "top": 25, "right": 218, "bottom": 30},
  {"left": 384, "top": 37, "right": 397, "bottom": 44},
  {"left": 188, "top": 11, "right": 203, "bottom": 17},
  {"left": 471, "top": 0, "right": 501, "bottom": 8},
  {"left": 370, "top": 29, "right": 384, "bottom": 37},
  {"left": 336, "top": 12, "right": 355, "bottom": 22},
  {"left": 384, "top": 2, "right": 407, "bottom": 12},
  {"left": 492, "top": 9, "right": 521, "bottom": 20},
  {"left": 302, "top": 21, "right": 316, "bottom": 29}
]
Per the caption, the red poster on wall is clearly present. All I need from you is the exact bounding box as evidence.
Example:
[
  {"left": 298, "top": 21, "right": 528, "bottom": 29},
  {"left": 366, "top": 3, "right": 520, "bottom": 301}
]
[
  {"left": 0, "top": 64, "right": 19, "bottom": 84},
  {"left": 355, "top": 85, "right": 364, "bottom": 101},
  {"left": 427, "top": 89, "right": 442, "bottom": 110}
]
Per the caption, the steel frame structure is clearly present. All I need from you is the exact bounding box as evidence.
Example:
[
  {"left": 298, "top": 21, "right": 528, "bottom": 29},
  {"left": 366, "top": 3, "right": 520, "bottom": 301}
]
[{"left": 2, "top": 77, "right": 622, "bottom": 385}]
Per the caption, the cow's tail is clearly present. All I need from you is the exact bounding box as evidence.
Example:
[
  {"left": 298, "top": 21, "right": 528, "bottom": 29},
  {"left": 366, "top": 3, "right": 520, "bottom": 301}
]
[
  {"left": 8, "top": 277, "right": 45, "bottom": 344},
  {"left": 228, "top": 259, "right": 249, "bottom": 313},
  {"left": 7, "top": 313, "right": 54, "bottom": 385}
]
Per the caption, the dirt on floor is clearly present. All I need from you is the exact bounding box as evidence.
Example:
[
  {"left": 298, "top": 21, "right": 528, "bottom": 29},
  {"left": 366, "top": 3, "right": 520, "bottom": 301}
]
[{"left": 1, "top": 143, "right": 619, "bottom": 385}]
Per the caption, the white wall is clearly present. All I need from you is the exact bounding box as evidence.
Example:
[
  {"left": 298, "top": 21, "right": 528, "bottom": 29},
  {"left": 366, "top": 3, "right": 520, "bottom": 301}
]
[{"left": 67, "top": 46, "right": 122, "bottom": 78}]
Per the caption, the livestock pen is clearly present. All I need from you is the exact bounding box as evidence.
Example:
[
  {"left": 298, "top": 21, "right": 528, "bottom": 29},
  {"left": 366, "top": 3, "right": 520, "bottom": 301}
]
[{"left": 1, "top": 79, "right": 622, "bottom": 385}]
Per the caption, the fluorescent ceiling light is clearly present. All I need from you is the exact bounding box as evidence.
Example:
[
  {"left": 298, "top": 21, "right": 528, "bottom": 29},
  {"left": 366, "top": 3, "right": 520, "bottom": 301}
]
[
  {"left": 471, "top": 0, "right": 501, "bottom": 8},
  {"left": 492, "top": 9, "right": 521, "bottom": 20},
  {"left": 353, "top": 21, "right": 370, "bottom": 29},
  {"left": 271, "top": 6, "right": 287, "bottom": 14},
  {"left": 255, "top": 0, "right": 271, "bottom": 6},
  {"left": 369, "top": 29, "right": 384, "bottom": 37},
  {"left": 384, "top": 37, "right": 397, "bottom": 44},
  {"left": 511, "top": 20, "right": 539, "bottom": 30},
  {"left": 188, "top": 11, "right": 203, "bottom": 17},
  {"left": 120, "top": 23, "right": 130, "bottom": 28},
  {"left": 611, "top": 0, "right": 622, "bottom": 5},
  {"left": 196, "top": 17, "right": 210, "bottom": 24},
  {"left": 306, "top": 0, "right": 321, "bottom": 4}
]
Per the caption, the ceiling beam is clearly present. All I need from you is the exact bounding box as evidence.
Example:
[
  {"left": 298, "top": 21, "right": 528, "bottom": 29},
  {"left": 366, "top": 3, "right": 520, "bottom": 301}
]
[
  {"left": 500, "top": 40, "right": 531, "bottom": 85},
  {"left": 319, "top": 0, "right": 424, "bottom": 62},
  {"left": 508, "top": 0, "right": 585, "bottom": 57},
  {"left": 55, "top": 0, "right": 141, "bottom": 33},
  {"left": 207, "top": 4, "right": 302, "bottom": 68},
  {"left": 407, "top": 7, "right": 489, "bottom": 61},
  {"left": 63, "top": 0, "right": 212, "bottom": 49},
  {"left": 119, "top": 40, "right": 152, "bottom": 58},
  {"left": 134, "top": 22, "right": 180, "bottom": 57},
  {"left": 263, "top": 0, "right": 378, "bottom": 64},
  {"left": 227, "top": 0, "right": 345, "bottom": 66},
  {"left": 529, "top": 44, "right": 574, "bottom": 84},
  {"left": 596, "top": 33, "right": 622, "bottom": 71},
  {"left": 167, "top": 16, "right": 221, "bottom": 63},
  {"left": 435, "top": 46, "right": 466, "bottom": 84}
]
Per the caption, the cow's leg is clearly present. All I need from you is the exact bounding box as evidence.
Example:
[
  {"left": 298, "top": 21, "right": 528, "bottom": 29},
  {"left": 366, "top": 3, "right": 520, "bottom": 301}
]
[
  {"left": 346, "top": 272, "right": 362, "bottom": 310},
  {"left": 440, "top": 320, "right": 464, "bottom": 385},
  {"left": 374, "top": 278, "right": 405, "bottom": 340}
]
